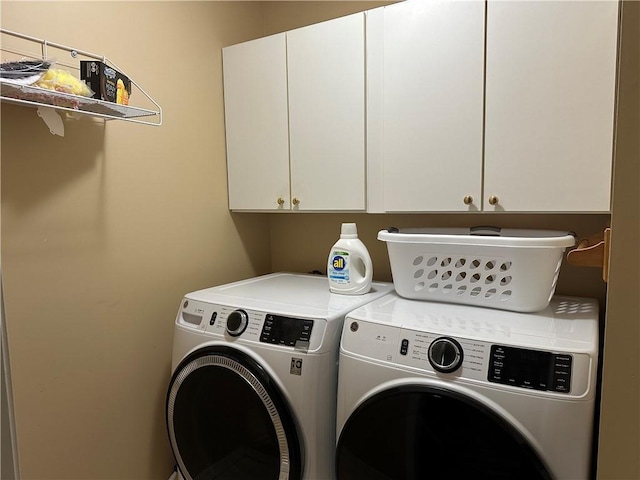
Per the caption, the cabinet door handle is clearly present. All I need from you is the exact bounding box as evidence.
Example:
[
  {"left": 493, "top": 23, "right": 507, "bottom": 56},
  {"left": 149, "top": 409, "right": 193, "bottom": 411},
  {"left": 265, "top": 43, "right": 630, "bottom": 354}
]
[
  {"left": 292, "top": 197, "right": 300, "bottom": 206},
  {"left": 488, "top": 195, "right": 499, "bottom": 206},
  {"left": 463, "top": 196, "right": 473, "bottom": 205},
  {"left": 277, "top": 197, "right": 285, "bottom": 206}
]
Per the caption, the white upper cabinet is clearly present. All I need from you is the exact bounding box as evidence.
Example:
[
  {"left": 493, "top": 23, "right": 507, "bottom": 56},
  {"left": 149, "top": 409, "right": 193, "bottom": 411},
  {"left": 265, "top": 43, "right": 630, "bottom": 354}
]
[
  {"left": 484, "top": 0, "right": 618, "bottom": 212},
  {"left": 223, "top": 14, "right": 366, "bottom": 212},
  {"left": 223, "top": 33, "right": 290, "bottom": 211},
  {"left": 367, "top": 1, "right": 486, "bottom": 212},
  {"left": 287, "top": 13, "right": 366, "bottom": 211},
  {"left": 368, "top": 0, "right": 618, "bottom": 213},
  {"left": 224, "top": 1, "right": 619, "bottom": 213}
]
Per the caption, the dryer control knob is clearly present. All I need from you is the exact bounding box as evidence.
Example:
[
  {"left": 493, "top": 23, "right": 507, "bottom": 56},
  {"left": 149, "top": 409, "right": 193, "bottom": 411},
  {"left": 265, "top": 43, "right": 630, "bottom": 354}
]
[
  {"left": 226, "top": 309, "right": 249, "bottom": 337},
  {"left": 428, "top": 337, "right": 463, "bottom": 373}
]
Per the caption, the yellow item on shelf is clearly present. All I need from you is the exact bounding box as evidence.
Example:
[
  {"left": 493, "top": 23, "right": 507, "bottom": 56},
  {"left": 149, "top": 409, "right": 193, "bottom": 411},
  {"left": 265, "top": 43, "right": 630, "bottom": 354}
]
[
  {"left": 116, "top": 78, "right": 129, "bottom": 105},
  {"left": 34, "top": 68, "right": 93, "bottom": 97}
]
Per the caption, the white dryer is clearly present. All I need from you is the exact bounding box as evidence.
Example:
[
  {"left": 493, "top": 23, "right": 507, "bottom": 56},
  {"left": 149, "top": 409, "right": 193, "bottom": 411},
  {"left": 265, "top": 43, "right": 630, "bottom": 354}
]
[
  {"left": 336, "top": 293, "right": 599, "bottom": 479},
  {"left": 166, "top": 273, "right": 394, "bottom": 480}
]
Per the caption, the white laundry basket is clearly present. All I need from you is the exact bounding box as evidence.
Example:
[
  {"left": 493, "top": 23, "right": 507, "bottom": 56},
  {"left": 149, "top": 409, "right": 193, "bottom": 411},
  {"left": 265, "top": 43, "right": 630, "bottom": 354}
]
[{"left": 378, "top": 227, "right": 576, "bottom": 313}]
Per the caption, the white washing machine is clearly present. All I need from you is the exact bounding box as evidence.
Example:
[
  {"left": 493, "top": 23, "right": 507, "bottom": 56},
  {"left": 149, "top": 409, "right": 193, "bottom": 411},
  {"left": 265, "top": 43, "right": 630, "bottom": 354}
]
[
  {"left": 166, "top": 272, "right": 394, "bottom": 480},
  {"left": 336, "top": 293, "right": 599, "bottom": 480}
]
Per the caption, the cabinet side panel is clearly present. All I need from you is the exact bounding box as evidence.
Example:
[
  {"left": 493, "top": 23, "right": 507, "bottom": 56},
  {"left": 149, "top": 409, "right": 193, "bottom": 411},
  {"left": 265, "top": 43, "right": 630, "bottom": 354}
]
[
  {"left": 223, "top": 34, "right": 290, "bottom": 210},
  {"left": 484, "top": 1, "right": 618, "bottom": 212},
  {"left": 287, "top": 13, "right": 366, "bottom": 211}
]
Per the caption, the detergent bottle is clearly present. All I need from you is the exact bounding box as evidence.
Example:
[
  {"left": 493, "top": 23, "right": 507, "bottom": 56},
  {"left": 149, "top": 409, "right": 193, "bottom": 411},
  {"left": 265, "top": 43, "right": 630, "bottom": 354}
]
[{"left": 327, "top": 223, "right": 373, "bottom": 295}]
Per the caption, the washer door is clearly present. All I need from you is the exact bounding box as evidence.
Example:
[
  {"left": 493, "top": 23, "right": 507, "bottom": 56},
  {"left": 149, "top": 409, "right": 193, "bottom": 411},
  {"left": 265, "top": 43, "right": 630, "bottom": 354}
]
[
  {"left": 336, "top": 385, "right": 552, "bottom": 480},
  {"left": 167, "top": 346, "right": 302, "bottom": 480}
]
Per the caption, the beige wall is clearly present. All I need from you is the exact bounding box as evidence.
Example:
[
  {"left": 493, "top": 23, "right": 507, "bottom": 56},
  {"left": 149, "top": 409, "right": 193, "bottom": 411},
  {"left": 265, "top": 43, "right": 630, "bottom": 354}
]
[
  {"left": 1, "top": 2, "right": 271, "bottom": 479},
  {"left": 269, "top": 214, "right": 610, "bottom": 303},
  {"left": 262, "top": 1, "right": 393, "bottom": 33},
  {"left": 596, "top": 1, "right": 640, "bottom": 478},
  {"left": 1, "top": 1, "right": 636, "bottom": 479}
]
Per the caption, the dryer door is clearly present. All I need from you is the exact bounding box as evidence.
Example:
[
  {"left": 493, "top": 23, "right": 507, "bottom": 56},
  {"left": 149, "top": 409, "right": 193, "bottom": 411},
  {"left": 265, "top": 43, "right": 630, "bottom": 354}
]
[
  {"left": 167, "top": 346, "right": 302, "bottom": 480},
  {"left": 336, "top": 385, "right": 552, "bottom": 480}
]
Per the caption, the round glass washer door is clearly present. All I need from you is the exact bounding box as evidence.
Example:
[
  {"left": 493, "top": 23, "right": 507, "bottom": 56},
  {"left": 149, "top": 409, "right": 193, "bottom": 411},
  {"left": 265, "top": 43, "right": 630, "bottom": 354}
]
[
  {"left": 167, "top": 346, "right": 303, "bottom": 480},
  {"left": 336, "top": 385, "right": 551, "bottom": 480}
]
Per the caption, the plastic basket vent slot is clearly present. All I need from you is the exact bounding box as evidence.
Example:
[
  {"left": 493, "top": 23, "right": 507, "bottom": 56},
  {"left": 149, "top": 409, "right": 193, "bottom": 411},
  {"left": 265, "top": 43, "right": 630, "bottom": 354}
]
[{"left": 409, "top": 254, "right": 522, "bottom": 304}]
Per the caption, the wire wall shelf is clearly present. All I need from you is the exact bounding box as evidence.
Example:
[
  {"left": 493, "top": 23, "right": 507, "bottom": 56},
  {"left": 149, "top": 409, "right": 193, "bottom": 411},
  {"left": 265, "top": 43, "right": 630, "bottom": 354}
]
[{"left": 1, "top": 28, "right": 162, "bottom": 136}]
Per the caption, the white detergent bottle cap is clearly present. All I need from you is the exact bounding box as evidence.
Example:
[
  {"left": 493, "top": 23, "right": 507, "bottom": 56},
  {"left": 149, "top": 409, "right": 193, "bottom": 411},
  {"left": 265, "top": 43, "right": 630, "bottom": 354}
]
[{"left": 340, "top": 223, "right": 358, "bottom": 239}]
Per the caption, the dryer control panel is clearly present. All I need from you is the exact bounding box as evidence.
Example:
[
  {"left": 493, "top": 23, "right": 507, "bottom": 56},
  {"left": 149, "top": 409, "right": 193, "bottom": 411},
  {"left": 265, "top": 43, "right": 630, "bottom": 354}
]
[{"left": 176, "top": 299, "right": 324, "bottom": 352}]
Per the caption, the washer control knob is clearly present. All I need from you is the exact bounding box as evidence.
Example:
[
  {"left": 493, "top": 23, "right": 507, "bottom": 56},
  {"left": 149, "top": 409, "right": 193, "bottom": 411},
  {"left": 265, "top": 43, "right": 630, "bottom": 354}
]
[
  {"left": 226, "top": 309, "right": 249, "bottom": 337},
  {"left": 428, "top": 337, "right": 463, "bottom": 373}
]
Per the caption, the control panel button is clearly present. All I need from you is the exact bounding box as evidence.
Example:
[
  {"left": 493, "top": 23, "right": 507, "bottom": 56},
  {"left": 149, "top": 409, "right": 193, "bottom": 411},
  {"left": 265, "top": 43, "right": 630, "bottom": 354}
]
[
  {"left": 400, "top": 339, "right": 409, "bottom": 356},
  {"left": 551, "top": 354, "right": 573, "bottom": 393},
  {"left": 209, "top": 311, "right": 218, "bottom": 326}
]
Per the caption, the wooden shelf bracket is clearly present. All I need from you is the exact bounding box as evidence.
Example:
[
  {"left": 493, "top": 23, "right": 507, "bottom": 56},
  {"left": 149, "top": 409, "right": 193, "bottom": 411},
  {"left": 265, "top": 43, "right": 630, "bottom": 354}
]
[{"left": 566, "top": 227, "right": 611, "bottom": 282}]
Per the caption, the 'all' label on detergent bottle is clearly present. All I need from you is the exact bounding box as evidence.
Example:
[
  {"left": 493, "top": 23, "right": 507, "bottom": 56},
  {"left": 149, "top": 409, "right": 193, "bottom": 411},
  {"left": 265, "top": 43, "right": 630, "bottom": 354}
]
[{"left": 327, "top": 223, "right": 373, "bottom": 295}]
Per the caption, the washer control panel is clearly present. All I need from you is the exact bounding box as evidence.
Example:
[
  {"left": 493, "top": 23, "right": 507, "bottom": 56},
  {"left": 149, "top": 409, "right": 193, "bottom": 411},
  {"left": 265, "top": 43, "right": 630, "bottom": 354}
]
[
  {"left": 488, "top": 345, "right": 572, "bottom": 393},
  {"left": 341, "top": 318, "right": 590, "bottom": 396}
]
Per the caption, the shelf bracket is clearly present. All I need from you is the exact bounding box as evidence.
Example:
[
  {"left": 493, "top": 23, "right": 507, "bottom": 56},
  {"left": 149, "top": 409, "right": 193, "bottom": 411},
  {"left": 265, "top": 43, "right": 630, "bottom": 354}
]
[
  {"left": 566, "top": 227, "right": 611, "bottom": 282},
  {"left": 36, "top": 107, "right": 64, "bottom": 136}
]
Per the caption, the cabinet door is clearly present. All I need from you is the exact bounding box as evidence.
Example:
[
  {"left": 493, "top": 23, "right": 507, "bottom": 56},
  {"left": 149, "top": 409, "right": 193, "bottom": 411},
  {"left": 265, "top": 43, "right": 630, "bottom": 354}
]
[
  {"left": 287, "top": 13, "right": 366, "bottom": 211},
  {"left": 223, "top": 34, "right": 290, "bottom": 211},
  {"left": 368, "top": 1, "right": 485, "bottom": 212},
  {"left": 484, "top": 1, "right": 618, "bottom": 212}
]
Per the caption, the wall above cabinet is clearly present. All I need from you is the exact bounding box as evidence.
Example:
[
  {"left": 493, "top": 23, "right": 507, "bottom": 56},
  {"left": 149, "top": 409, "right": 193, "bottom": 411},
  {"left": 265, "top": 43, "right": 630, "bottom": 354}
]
[{"left": 0, "top": 29, "right": 162, "bottom": 136}]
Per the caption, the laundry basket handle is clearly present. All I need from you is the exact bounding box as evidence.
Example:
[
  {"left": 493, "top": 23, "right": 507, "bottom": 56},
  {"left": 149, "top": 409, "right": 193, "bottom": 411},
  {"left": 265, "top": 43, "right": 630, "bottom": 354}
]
[{"left": 469, "top": 226, "right": 502, "bottom": 236}]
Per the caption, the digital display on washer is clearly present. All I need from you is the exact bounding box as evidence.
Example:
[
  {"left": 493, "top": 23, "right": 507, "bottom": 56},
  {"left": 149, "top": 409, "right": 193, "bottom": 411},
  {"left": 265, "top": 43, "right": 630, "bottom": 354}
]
[
  {"left": 489, "top": 345, "right": 572, "bottom": 393},
  {"left": 260, "top": 314, "right": 313, "bottom": 347}
]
